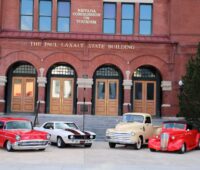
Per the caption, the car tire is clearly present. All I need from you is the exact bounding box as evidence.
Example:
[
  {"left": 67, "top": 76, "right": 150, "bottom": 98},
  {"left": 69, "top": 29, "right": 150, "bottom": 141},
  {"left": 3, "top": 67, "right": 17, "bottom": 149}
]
[
  {"left": 135, "top": 137, "right": 142, "bottom": 150},
  {"left": 85, "top": 144, "right": 92, "bottom": 148},
  {"left": 179, "top": 143, "right": 186, "bottom": 154},
  {"left": 39, "top": 148, "right": 46, "bottom": 151},
  {"left": 57, "top": 137, "right": 65, "bottom": 148},
  {"left": 6, "top": 140, "right": 13, "bottom": 152},
  {"left": 109, "top": 142, "right": 116, "bottom": 148},
  {"left": 150, "top": 148, "right": 156, "bottom": 152}
]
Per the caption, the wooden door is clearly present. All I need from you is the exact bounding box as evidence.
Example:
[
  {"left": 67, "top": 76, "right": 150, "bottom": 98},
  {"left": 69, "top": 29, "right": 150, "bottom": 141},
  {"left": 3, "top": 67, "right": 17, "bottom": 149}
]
[
  {"left": 50, "top": 78, "right": 73, "bottom": 114},
  {"left": 133, "top": 81, "right": 156, "bottom": 115},
  {"left": 11, "top": 77, "right": 35, "bottom": 112},
  {"left": 95, "top": 79, "right": 119, "bottom": 116}
]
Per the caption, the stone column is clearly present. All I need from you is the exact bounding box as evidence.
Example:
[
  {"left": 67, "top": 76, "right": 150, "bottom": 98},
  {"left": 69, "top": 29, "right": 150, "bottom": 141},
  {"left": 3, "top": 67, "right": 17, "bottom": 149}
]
[
  {"left": 123, "top": 79, "right": 132, "bottom": 113},
  {"left": 77, "top": 78, "right": 93, "bottom": 115},
  {"left": 0, "top": 76, "right": 7, "bottom": 113},
  {"left": 37, "top": 68, "right": 47, "bottom": 113}
]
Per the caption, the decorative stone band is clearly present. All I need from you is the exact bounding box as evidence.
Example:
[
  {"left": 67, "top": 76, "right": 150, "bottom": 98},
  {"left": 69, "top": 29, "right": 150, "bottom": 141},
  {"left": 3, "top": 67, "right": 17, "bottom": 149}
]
[
  {"left": 37, "top": 100, "right": 45, "bottom": 104},
  {"left": 0, "top": 99, "right": 5, "bottom": 103},
  {"left": 37, "top": 77, "right": 47, "bottom": 87},
  {"left": 161, "top": 104, "right": 171, "bottom": 108},
  {"left": 123, "top": 80, "right": 133, "bottom": 90},
  {"left": 103, "top": 0, "right": 153, "bottom": 3},
  {"left": 123, "top": 103, "right": 131, "bottom": 106},
  {"left": 161, "top": 81, "right": 172, "bottom": 91},
  {"left": 0, "top": 76, "right": 7, "bottom": 86},
  {"left": 77, "top": 78, "right": 93, "bottom": 88},
  {"left": 77, "top": 101, "right": 92, "bottom": 105}
]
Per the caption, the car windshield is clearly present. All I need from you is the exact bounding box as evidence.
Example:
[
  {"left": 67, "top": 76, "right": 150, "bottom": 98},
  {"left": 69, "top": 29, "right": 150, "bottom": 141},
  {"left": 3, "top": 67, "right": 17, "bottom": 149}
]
[
  {"left": 55, "top": 122, "right": 78, "bottom": 130},
  {"left": 6, "top": 121, "right": 32, "bottom": 130},
  {"left": 163, "top": 123, "right": 185, "bottom": 130},
  {"left": 123, "top": 114, "right": 144, "bottom": 123}
]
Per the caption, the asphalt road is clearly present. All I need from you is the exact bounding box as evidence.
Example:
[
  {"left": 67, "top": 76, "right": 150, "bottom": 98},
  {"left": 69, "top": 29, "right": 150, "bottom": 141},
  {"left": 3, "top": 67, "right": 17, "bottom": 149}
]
[{"left": 0, "top": 142, "right": 199, "bottom": 170}]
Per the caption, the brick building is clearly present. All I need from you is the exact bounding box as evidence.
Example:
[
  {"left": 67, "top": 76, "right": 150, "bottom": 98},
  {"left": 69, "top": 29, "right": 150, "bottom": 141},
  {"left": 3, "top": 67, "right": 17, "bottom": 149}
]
[{"left": 0, "top": 0, "right": 200, "bottom": 117}]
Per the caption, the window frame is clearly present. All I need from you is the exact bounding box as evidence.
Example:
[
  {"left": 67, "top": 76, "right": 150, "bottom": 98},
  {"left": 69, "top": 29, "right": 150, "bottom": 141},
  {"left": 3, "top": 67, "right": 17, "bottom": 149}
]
[
  {"left": 57, "top": 0, "right": 71, "bottom": 33},
  {"left": 139, "top": 3, "right": 153, "bottom": 35},
  {"left": 20, "top": 0, "right": 34, "bottom": 31},
  {"left": 39, "top": 0, "right": 52, "bottom": 32},
  {"left": 121, "top": 3, "right": 135, "bottom": 35},
  {"left": 103, "top": 2, "right": 116, "bottom": 34}
]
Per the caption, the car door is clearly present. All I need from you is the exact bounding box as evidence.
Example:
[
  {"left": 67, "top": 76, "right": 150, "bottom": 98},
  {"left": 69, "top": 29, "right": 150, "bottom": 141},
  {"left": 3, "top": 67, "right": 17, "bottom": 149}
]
[
  {"left": 0, "top": 121, "right": 5, "bottom": 147},
  {"left": 144, "top": 116, "right": 154, "bottom": 140},
  {"left": 185, "top": 124, "right": 196, "bottom": 148}
]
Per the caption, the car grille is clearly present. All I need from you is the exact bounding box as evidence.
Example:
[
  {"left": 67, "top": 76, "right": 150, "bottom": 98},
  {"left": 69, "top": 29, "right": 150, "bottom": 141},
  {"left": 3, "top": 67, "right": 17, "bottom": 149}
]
[
  {"left": 160, "top": 133, "right": 169, "bottom": 150},
  {"left": 107, "top": 132, "right": 132, "bottom": 141},
  {"left": 73, "top": 135, "right": 91, "bottom": 140},
  {"left": 18, "top": 140, "right": 48, "bottom": 146}
]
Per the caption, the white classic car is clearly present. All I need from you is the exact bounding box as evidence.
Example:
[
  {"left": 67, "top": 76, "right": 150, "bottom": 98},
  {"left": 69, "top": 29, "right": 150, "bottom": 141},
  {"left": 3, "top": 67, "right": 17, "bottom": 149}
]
[{"left": 35, "top": 121, "right": 96, "bottom": 148}]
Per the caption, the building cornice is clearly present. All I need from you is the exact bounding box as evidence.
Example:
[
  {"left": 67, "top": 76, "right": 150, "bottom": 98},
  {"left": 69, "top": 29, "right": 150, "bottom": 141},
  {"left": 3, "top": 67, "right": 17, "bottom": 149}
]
[{"left": 0, "top": 30, "right": 173, "bottom": 44}]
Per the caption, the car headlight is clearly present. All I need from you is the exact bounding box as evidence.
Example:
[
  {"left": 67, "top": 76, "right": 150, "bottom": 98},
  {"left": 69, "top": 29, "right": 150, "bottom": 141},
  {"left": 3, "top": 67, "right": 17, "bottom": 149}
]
[
  {"left": 16, "top": 135, "right": 21, "bottom": 141},
  {"left": 131, "top": 132, "right": 135, "bottom": 136},
  {"left": 90, "top": 135, "right": 95, "bottom": 139},
  {"left": 46, "top": 134, "right": 51, "bottom": 140},
  {"left": 69, "top": 135, "right": 74, "bottom": 139},
  {"left": 156, "top": 135, "right": 159, "bottom": 139},
  {"left": 171, "top": 136, "right": 175, "bottom": 140}
]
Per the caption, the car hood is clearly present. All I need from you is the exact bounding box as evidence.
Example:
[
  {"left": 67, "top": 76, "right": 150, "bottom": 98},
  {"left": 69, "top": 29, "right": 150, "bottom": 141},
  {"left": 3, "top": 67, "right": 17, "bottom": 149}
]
[
  {"left": 63, "top": 128, "right": 86, "bottom": 135},
  {"left": 161, "top": 129, "right": 185, "bottom": 136},
  {"left": 112, "top": 122, "right": 143, "bottom": 132},
  {"left": 7, "top": 129, "right": 47, "bottom": 140}
]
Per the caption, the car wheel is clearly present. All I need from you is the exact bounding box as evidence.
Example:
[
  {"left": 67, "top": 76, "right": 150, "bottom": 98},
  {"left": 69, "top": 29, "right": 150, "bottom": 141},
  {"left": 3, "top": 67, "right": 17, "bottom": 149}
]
[
  {"left": 39, "top": 148, "right": 46, "bottom": 151},
  {"left": 85, "top": 144, "right": 92, "bottom": 148},
  {"left": 135, "top": 137, "right": 142, "bottom": 150},
  {"left": 6, "top": 140, "right": 13, "bottom": 152},
  {"left": 179, "top": 143, "right": 186, "bottom": 154},
  {"left": 150, "top": 148, "right": 156, "bottom": 152},
  {"left": 109, "top": 142, "right": 116, "bottom": 148},
  {"left": 57, "top": 137, "right": 65, "bottom": 148}
]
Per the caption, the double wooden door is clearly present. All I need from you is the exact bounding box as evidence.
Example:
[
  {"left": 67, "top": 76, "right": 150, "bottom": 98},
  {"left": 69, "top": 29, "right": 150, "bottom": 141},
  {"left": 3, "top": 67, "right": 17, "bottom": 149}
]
[
  {"left": 95, "top": 79, "right": 119, "bottom": 116},
  {"left": 50, "top": 78, "right": 74, "bottom": 114},
  {"left": 133, "top": 81, "right": 156, "bottom": 115},
  {"left": 11, "top": 77, "right": 35, "bottom": 112}
]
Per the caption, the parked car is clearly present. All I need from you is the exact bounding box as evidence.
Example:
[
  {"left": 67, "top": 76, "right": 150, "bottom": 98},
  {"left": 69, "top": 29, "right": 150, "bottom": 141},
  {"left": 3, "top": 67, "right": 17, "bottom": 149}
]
[
  {"left": 0, "top": 117, "right": 50, "bottom": 152},
  {"left": 35, "top": 121, "right": 96, "bottom": 148},
  {"left": 106, "top": 113, "right": 161, "bottom": 149},
  {"left": 148, "top": 121, "right": 200, "bottom": 154}
]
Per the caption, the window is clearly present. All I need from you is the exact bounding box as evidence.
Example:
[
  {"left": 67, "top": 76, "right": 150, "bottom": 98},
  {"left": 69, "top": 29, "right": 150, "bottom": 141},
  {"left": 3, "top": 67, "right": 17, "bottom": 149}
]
[
  {"left": 39, "top": 0, "right": 52, "bottom": 32},
  {"left": 145, "top": 117, "right": 151, "bottom": 124},
  {"left": 139, "top": 4, "right": 152, "bottom": 35},
  {"left": 103, "top": 3, "right": 116, "bottom": 34},
  {"left": 0, "top": 121, "right": 4, "bottom": 129},
  {"left": 20, "top": 0, "right": 33, "bottom": 31},
  {"left": 44, "top": 123, "right": 54, "bottom": 129},
  {"left": 57, "top": 0, "right": 70, "bottom": 32},
  {"left": 121, "top": 3, "right": 134, "bottom": 35}
]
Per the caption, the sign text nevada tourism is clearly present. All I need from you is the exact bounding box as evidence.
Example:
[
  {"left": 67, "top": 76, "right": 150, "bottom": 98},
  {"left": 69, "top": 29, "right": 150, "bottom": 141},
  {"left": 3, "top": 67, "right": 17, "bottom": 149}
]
[{"left": 30, "top": 41, "right": 135, "bottom": 50}]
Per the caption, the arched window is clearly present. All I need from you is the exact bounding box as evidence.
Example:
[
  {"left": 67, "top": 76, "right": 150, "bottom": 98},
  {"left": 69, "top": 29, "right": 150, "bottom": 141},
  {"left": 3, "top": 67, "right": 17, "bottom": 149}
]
[
  {"left": 51, "top": 65, "right": 75, "bottom": 76},
  {"left": 133, "top": 67, "right": 156, "bottom": 78},
  {"left": 95, "top": 66, "right": 120, "bottom": 78},
  {"left": 13, "top": 64, "right": 36, "bottom": 75}
]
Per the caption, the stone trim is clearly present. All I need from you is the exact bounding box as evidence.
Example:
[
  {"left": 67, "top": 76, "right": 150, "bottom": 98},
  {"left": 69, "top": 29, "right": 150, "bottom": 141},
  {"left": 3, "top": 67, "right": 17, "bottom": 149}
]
[
  {"left": 161, "top": 104, "right": 171, "bottom": 107},
  {"left": 77, "top": 101, "right": 92, "bottom": 105},
  {"left": 161, "top": 81, "right": 172, "bottom": 91},
  {"left": 77, "top": 78, "right": 93, "bottom": 88},
  {"left": 0, "top": 99, "right": 5, "bottom": 103},
  {"left": 0, "top": 76, "right": 7, "bottom": 86},
  {"left": 103, "top": 0, "right": 153, "bottom": 3},
  {"left": 37, "top": 100, "right": 45, "bottom": 104},
  {"left": 123, "top": 103, "right": 131, "bottom": 106},
  {"left": 37, "top": 77, "right": 47, "bottom": 87},
  {"left": 123, "top": 80, "right": 132, "bottom": 90}
]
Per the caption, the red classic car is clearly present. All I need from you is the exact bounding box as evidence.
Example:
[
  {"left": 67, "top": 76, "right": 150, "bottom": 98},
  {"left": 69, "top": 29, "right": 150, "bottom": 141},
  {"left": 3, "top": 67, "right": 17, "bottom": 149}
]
[
  {"left": 0, "top": 117, "right": 50, "bottom": 151},
  {"left": 148, "top": 121, "right": 200, "bottom": 154}
]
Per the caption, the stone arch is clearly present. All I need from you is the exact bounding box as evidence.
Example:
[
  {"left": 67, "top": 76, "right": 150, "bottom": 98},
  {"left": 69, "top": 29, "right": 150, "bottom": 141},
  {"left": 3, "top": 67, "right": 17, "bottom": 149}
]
[
  {"left": 88, "top": 53, "right": 127, "bottom": 78},
  {"left": 1, "top": 51, "right": 41, "bottom": 75},
  {"left": 43, "top": 52, "right": 82, "bottom": 77}
]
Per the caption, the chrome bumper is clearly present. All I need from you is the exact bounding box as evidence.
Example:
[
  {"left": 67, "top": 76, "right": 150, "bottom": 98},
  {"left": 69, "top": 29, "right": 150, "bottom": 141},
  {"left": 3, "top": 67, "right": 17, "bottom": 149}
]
[
  {"left": 63, "top": 138, "right": 93, "bottom": 144},
  {"left": 106, "top": 132, "right": 136, "bottom": 144},
  {"left": 12, "top": 140, "right": 49, "bottom": 150}
]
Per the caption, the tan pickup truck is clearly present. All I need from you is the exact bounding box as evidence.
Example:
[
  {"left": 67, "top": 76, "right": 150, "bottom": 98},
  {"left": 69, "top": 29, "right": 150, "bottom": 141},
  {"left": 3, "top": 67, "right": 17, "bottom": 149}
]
[{"left": 106, "top": 113, "right": 161, "bottom": 149}]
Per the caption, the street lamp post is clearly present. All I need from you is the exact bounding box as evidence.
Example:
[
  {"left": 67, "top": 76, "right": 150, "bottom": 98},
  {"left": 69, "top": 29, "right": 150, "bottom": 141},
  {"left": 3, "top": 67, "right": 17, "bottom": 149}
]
[{"left": 178, "top": 80, "right": 184, "bottom": 93}]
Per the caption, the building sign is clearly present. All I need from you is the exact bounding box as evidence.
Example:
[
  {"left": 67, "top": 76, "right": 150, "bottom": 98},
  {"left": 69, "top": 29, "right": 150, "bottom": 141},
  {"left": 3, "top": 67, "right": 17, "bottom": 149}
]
[
  {"left": 72, "top": 8, "right": 101, "bottom": 25},
  {"left": 29, "top": 41, "right": 135, "bottom": 51}
]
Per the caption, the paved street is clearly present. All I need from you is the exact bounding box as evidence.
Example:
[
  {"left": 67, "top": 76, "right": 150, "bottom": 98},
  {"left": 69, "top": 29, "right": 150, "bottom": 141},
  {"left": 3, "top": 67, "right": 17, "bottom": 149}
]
[{"left": 0, "top": 142, "right": 199, "bottom": 170}]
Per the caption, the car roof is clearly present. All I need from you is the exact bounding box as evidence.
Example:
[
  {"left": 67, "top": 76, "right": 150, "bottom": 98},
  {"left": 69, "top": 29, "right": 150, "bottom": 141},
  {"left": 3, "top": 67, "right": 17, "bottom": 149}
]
[
  {"left": 0, "top": 117, "right": 30, "bottom": 122},
  {"left": 45, "top": 121, "right": 75, "bottom": 124},
  {"left": 123, "top": 112, "right": 151, "bottom": 117}
]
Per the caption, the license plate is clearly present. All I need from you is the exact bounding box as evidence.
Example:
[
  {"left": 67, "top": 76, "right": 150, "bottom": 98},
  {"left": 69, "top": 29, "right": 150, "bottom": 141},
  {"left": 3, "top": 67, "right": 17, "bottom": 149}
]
[{"left": 80, "top": 141, "right": 85, "bottom": 144}]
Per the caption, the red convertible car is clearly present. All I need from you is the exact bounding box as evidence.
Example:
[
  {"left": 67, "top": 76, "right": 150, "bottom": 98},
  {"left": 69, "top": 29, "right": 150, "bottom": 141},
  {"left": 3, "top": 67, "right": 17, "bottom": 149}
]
[
  {"left": 148, "top": 121, "right": 200, "bottom": 154},
  {"left": 0, "top": 117, "right": 50, "bottom": 151}
]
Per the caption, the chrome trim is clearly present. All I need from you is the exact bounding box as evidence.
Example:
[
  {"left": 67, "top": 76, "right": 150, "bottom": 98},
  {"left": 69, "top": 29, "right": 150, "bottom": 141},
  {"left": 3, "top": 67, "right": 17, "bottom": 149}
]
[
  {"left": 106, "top": 132, "right": 133, "bottom": 144},
  {"left": 160, "top": 133, "right": 169, "bottom": 150}
]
